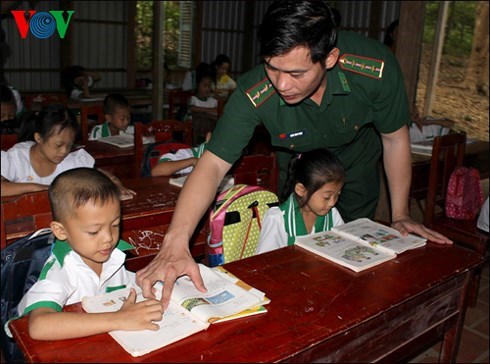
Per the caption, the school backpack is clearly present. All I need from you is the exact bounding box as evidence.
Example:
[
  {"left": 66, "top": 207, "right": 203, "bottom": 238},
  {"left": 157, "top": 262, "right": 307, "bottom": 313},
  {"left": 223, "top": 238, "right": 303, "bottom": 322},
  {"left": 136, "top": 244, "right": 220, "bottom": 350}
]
[
  {"left": 445, "top": 166, "right": 484, "bottom": 220},
  {"left": 140, "top": 140, "right": 191, "bottom": 176},
  {"left": 1, "top": 228, "right": 54, "bottom": 363},
  {"left": 207, "top": 184, "right": 279, "bottom": 267}
]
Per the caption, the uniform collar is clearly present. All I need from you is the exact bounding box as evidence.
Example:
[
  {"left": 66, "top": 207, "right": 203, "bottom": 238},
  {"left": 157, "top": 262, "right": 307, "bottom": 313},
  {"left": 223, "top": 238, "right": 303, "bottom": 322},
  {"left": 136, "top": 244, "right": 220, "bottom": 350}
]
[
  {"left": 280, "top": 194, "right": 333, "bottom": 245},
  {"left": 325, "top": 64, "right": 351, "bottom": 106},
  {"left": 277, "top": 65, "right": 350, "bottom": 109},
  {"left": 52, "top": 239, "right": 133, "bottom": 267}
]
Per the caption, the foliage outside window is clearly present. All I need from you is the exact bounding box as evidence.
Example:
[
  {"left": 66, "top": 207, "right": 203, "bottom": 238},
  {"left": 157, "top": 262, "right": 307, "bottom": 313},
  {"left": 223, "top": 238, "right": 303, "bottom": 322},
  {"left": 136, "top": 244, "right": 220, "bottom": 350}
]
[{"left": 135, "top": 1, "right": 183, "bottom": 72}]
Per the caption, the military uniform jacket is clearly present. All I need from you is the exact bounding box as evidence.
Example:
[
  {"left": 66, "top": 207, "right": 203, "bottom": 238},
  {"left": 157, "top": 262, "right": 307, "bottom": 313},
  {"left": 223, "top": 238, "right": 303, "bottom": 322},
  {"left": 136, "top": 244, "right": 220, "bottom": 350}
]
[{"left": 207, "top": 31, "right": 411, "bottom": 221}]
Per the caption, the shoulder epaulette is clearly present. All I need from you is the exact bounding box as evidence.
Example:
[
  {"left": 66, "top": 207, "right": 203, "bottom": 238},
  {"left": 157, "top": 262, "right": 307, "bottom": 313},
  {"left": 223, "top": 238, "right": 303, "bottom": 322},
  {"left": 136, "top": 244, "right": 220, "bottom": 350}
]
[
  {"left": 245, "top": 77, "right": 276, "bottom": 107},
  {"left": 338, "top": 53, "right": 384, "bottom": 79}
]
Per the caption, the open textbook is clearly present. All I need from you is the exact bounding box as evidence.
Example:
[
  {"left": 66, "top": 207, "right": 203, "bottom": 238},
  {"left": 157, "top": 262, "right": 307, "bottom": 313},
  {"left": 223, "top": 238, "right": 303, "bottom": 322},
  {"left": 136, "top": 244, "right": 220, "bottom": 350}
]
[
  {"left": 295, "top": 218, "right": 427, "bottom": 273},
  {"left": 82, "top": 264, "right": 270, "bottom": 357},
  {"left": 97, "top": 134, "right": 155, "bottom": 148}
]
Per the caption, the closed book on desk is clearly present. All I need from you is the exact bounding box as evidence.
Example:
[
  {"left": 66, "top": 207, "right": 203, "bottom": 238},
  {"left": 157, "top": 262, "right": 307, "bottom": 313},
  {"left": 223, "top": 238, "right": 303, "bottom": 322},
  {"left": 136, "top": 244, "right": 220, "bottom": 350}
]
[
  {"left": 296, "top": 218, "right": 426, "bottom": 272},
  {"left": 82, "top": 264, "right": 269, "bottom": 357}
]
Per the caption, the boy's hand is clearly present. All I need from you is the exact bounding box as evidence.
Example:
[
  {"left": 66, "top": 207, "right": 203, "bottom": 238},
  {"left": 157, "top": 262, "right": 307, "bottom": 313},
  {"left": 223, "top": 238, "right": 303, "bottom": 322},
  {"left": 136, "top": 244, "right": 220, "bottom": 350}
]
[{"left": 118, "top": 288, "right": 163, "bottom": 331}]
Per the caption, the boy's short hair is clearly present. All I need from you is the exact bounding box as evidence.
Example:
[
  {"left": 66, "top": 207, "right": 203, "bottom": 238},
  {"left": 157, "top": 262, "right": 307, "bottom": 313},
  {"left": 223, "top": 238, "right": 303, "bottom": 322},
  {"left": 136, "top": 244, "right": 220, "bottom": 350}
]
[
  {"left": 49, "top": 168, "right": 120, "bottom": 222},
  {"left": 103, "top": 93, "right": 129, "bottom": 115}
]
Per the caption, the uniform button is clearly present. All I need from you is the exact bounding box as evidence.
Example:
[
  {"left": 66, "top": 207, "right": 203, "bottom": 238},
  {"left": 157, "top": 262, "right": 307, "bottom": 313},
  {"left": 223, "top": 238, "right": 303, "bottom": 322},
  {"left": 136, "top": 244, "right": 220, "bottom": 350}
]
[
  {"left": 354, "top": 125, "right": 360, "bottom": 131},
  {"left": 289, "top": 144, "right": 295, "bottom": 150}
]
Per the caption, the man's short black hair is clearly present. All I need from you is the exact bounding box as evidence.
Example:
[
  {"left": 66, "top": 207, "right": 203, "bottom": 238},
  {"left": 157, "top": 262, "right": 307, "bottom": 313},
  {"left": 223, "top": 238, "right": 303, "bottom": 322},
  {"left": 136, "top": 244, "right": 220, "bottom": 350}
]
[{"left": 258, "top": 0, "right": 338, "bottom": 64}]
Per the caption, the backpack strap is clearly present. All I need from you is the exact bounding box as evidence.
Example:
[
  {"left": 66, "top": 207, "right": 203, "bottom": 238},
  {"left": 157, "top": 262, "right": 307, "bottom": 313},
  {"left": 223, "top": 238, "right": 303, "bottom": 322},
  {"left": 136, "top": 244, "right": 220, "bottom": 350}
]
[{"left": 211, "top": 184, "right": 249, "bottom": 219}]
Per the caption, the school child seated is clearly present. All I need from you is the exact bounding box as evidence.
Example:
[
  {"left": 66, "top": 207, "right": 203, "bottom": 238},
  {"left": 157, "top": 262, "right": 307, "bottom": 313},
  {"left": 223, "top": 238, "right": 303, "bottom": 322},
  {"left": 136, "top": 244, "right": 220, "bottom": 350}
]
[
  {"left": 151, "top": 132, "right": 211, "bottom": 177},
  {"left": 256, "top": 149, "right": 345, "bottom": 254},
  {"left": 186, "top": 72, "right": 218, "bottom": 119},
  {"left": 61, "top": 65, "right": 101, "bottom": 99},
  {"left": 17, "top": 168, "right": 163, "bottom": 340},
  {"left": 211, "top": 54, "right": 236, "bottom": 95},
  {"left": 1, "top": 104, "right": 135, "bottom": 198},
  {"left": 1, "top": 84, "right": 19, "bottom": 134},
  {"left": 89, "top": 93, "right": 134, "bottom": 140}
]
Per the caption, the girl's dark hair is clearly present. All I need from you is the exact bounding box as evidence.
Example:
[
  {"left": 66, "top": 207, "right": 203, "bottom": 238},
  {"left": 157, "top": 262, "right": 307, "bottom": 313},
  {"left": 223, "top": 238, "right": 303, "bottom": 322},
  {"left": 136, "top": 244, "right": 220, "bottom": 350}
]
[
  {"left": 18, "top": 103, "right": 78, "bottom": 142},
  {"left": 213, "top": 54, "right": 231, "bottom": 67},
  {"left": 281, "top": 149, "right": 345, "bottom": 207},
  {"left": 258, "top": 0, "right": 338, "bottom": 64}
]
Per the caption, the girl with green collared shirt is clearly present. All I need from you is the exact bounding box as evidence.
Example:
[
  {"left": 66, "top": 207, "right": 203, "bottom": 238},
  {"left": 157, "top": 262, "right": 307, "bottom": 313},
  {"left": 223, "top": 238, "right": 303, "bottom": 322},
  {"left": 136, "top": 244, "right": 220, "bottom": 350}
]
[{"left": 256, "top": 149, "right": 345, "bottom": 254}]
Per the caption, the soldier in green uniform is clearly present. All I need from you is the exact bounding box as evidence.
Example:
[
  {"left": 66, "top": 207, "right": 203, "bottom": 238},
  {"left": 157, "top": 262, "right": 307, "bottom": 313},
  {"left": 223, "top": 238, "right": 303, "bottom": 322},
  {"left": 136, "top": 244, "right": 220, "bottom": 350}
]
[{"left": 137, "top": 0, "right": 452, "bottom": 306}]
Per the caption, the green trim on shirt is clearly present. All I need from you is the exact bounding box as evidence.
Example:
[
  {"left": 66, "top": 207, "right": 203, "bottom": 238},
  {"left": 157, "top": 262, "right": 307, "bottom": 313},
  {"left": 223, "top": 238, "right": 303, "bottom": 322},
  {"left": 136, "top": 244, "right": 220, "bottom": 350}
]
[
  {"left": 106, "top": 285, "right": 127, "bottom": 293},
  {"left": 52, "top": 239, "right": 134, "bottom": 266},
  {"left": 23, "top": 300, "right": 63, "bottom": 315},
  {"left": 280, "top": 194, "right": 333, "bottom": 246}
]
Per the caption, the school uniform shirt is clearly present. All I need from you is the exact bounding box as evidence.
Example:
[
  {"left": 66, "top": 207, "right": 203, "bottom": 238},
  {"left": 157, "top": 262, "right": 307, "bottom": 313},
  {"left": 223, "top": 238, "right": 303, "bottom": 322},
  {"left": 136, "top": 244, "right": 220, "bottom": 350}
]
[
  {"left": 206, "top": 30, "right": 411, "bottom": 222},
  {"left": 157, "top": 142, "right": 207, "bottom": 175},
  {"left": 18, "top": 239, "right": 135, "bottom": 315},
  {"left": 189, "top": 95, "right": 218, "bottom": 109},
  {"left": 1, "top": 141, "right": 95, "bottom": 185},
  {"left": 256, "top": 194, "right": 344, "bottom": 254},
  {"left": 89, "top": 122, "right": 135, "bottom": 140}
]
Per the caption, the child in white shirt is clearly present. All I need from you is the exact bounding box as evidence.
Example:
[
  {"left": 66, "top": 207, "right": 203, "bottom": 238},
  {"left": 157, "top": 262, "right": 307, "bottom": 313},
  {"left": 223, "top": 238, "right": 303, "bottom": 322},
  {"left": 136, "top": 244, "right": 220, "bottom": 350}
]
[
  {"left": 17, "top": 168, "right": 163, "bottom": 340},
  {"left": 1, "top": 104, "right": 135, "bottom": 198},
  {"left": 89, "top": 93, "right": 134, "bottom": 140},
  {"left": 151, "top": 132, "right": 211, "bottom": 177},
  {"left": 256, "top": 149, "right": 345, "bottom": 254}
]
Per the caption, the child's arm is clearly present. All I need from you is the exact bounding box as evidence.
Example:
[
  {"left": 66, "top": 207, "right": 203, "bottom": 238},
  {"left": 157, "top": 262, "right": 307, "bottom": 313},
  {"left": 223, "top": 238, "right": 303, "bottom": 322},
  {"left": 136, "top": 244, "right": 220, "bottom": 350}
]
[
  {"left": 151, "top": 157, "right": 198, "bottom": 177},
  {"left": 190, "top": 105, "right": 218, "bottom": 115},
  {"left": 1, "top": 178, "right": 48, "bottom": 197},
  {"left": 27, "top": 289, "right": 163, "bottom": 340},
  {"left": 97, "top": 168, "right": 137, "bottom": 200}
]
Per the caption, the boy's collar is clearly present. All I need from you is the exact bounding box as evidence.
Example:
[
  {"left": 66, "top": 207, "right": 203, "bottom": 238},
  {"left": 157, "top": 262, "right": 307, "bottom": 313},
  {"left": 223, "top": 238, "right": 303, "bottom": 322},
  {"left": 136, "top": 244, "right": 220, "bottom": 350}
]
[{"left": 52, "top": 239, "right": 134, "bottom": 267}]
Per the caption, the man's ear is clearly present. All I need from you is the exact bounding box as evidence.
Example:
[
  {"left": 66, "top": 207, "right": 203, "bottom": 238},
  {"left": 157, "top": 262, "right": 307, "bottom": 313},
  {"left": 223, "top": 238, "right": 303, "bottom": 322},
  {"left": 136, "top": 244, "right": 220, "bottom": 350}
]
[
  {"left": 325, "top": 47, "right": 340, "bottom": 69},
  {"left": 294, "top": 182, "right": 307, "bottom": 197},
  {"left": 50, "top": 221, "right": 68, "bottom": 241}
]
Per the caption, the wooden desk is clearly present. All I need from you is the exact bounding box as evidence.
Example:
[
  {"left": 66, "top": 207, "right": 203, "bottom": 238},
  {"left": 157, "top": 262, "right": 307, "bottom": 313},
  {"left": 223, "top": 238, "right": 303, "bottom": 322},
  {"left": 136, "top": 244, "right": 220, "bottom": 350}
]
[
  {"left": 83, "top": 141, "right": 137, "bottom": 179},
  {"left": 9, "top": 243, "right": 483, "bottom": 363}
]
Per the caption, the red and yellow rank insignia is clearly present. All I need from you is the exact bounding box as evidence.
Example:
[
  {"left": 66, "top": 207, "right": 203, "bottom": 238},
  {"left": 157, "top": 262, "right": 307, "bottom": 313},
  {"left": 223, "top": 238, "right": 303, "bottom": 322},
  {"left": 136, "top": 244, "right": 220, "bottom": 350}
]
[
  {"left": 338, "top": 53, "right": 385, "bottom": 79},
  {"left": 245, "top": 77, "right": 276, "bottom": 107}
]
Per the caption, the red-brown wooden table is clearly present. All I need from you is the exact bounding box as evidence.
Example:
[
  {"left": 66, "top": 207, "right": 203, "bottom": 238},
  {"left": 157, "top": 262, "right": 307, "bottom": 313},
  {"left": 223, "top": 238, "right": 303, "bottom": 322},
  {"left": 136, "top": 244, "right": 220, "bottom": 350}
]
[{"left": 9, "top": 242, "right": 483, "bottom": 363}]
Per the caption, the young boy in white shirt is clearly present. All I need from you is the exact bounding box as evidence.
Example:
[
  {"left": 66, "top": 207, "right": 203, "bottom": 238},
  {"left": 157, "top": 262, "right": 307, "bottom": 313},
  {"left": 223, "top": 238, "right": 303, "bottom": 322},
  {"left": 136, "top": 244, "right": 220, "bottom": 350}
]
[{"left": 17, "top": 167, "right": 162, "bottom": 340}]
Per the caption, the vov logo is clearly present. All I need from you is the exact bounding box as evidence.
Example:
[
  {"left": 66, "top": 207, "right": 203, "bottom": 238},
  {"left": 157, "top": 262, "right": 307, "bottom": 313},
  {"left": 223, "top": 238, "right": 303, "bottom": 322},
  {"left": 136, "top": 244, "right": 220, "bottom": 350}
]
[{"left": 11, "top": 10, "right": 75, "bottom": 39}]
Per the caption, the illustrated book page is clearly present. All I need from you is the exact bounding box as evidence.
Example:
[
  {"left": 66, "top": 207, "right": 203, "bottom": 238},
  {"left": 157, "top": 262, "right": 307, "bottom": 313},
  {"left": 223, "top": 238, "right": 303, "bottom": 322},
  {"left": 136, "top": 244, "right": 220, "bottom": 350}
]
[
  {"left": 331, "top": 218, "right": 427, "bottom": 254},
  {"left": 82, "top": 264, "right": 267, "bottom": 357},
  {"left": 295, "top": 231, "right": 396, "bottom": 273}
]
